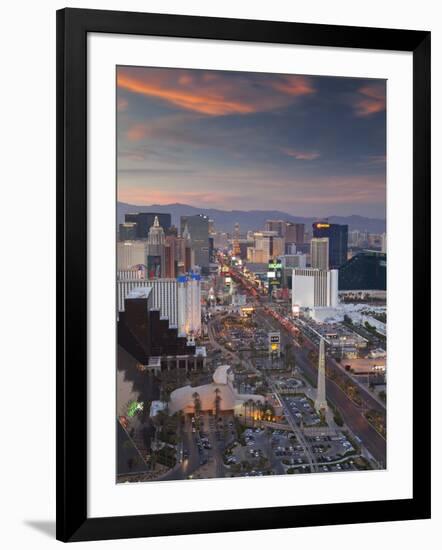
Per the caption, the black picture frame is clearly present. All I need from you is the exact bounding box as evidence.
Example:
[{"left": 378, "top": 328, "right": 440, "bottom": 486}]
[{"left": 56, "top": 7, "right": 431, "bottom": 543}]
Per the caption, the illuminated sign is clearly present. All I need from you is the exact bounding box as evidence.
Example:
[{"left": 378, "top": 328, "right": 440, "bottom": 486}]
[
  {"left": 315, "top": 223, "right": 330, "bottom": 229},
  {"left": 127, "top": 401, "right": 143, "bottom": 417},
  {"left": 267, "top": 271, "right": 276, "bottom": 279},
  {"left": 268, "top": 262, "right": 282, "bottom": 269},
  {"left": 268, "top": 332, "right": 281, "bottom": 356}
]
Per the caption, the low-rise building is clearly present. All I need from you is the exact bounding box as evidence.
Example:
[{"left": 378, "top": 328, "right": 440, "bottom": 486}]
[{"left": 168, "top": 365, "right": 265, "bottom": 416}]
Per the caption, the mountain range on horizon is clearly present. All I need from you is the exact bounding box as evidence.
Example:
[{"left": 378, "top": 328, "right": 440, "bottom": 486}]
[{"left": 117, "top": 202, "right": 386, "bottom": 234}]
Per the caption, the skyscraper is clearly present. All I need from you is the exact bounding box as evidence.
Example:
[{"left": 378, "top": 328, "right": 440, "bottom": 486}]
[
  {"left": 124, "top": 212, "right": 172, "bottom": 239},
  {"left": 310, "top": 237, "right": 329, "bottom": 270},
  {"left": 181, "top": 223, "right": 194, "bottom": 273},
  {"left": 146, "top": 216, "right": 166, "bottom": 278},
  {"left": 312, "top": 222, "right": 348, "bottom": 268},
  {"left": 178, "top": 273, "right": 202, "bottom": 336},
  {"left": 165, "top": 235, "right": 178, "bottom": 278},
  {"left": 292, "top": 268, "right": 339, "bottom": 309},
  {"left": 232, "top": 222, "right": 241, "bottom": 257},
  {"left": 180, "top": 214, "right": 210, "bottom": 274},
  {"left": 314, "top": 338, "right": 328, "bottom": 413},
  {"left": 265, "top": 219, "right": 286, "bottom": 237},
  {"left": 285, "top": 222, "right": 305, "bottom": 245},
  {"left": 247, "top": 231, "right": 285, "bottom": 263}
]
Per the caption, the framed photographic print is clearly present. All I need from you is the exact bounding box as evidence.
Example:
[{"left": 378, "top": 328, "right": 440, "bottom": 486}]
[{"left": 56, "top": 8, "right": 431, "bottom": 542}]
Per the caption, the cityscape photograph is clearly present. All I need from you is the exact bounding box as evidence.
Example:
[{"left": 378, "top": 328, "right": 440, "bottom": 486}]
[{"left": 116, "top": 65, "right": 387, "bottom": 483}]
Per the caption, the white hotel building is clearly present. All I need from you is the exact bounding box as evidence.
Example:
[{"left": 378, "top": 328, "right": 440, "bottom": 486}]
[
  {"left": 177, "top": 273, "right": 201, "bottom": 336},
  {"left": 292, "top": 267, "right": 339, "bottom": 310},
  {"left": 117, "top": 271, "right": 201, "bottom": 336}
]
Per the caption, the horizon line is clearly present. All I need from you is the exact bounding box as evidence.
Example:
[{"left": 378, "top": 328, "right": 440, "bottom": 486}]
[{"left": 117, "top": 200, "right": 386, "bottom": 221}]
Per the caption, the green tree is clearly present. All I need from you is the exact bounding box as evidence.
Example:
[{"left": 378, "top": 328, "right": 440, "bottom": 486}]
[
  {"left": 214, "top": 387, "right": 222, "bottom": 417},
  {"left": 192, "top": 392, "right": 201, "bottom": 418},
  {"left": 247, "top": 399, "right": 254, "bottom": 426},
  {"left": 242, "top": 400, "right": 248, "bottom": 426}
]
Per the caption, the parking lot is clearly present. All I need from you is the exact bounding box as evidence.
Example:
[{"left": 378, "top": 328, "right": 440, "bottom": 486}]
[
  {"left": 304, "top": 432, "right": 358, "bottom": 471},
  {"left": 283, "top": 394, "right": 323, "bottom": 427},
  {"left": 224, "top": 427, "right": 274, "bottom": 477}
]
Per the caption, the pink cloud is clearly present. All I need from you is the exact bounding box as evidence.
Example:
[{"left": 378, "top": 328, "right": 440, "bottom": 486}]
[
  {"left": 126, "top": 123, "right": 148, "bottom": 142},
  {"left": 271, "top": 75, "right": 315, "bottom": 96},
  {"left": 283, "top": 148, "right": 320, "bottom": 160},
  {"left": 354, "top": 85, "right": 386, "bottom": 117}
]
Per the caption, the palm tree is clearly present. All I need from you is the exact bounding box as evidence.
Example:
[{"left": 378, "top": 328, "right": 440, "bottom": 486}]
[
  {"left": 192, "top": 392, "right": 201, "bottom": 419},
  {"left": 214, "top": 387, "right": 222, "bottom": 417},
  {"left": 249, "top": 400, "right": 255, "bottom": 426},
  {"left": 253, "top": 400, "right": 260, "bottom": 426},
  {"left": 247, "top": 399, "right": 254, "bottom": 426},
  {"left": 242, "top": 400, "right": 248, "bottom": 425},
  {"left": 264, "top": 402, "right": 275, "bottom": 421}
]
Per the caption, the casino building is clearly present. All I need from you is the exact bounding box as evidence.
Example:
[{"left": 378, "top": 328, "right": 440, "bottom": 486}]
[
  {"left": 118, "top": 287, "right": 206, "bottom": 374},
  {"left": 168, "top": 365, "right": 265, "bottom": 416},
  {"left": 292, "top": 267, "right": 339, "bottom": 309},
  {"left": 312, "top": 222, "right": 348, "bottom": 269}
]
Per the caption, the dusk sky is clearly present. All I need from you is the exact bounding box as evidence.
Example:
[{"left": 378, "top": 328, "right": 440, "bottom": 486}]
[{"left": 117, "top": 66, "right": 386, "bottom": 219}]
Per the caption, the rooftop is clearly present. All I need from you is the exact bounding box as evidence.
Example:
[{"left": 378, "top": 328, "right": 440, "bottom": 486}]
[{"left": 127, "top": 287, "right": 152, "bottom": 299}]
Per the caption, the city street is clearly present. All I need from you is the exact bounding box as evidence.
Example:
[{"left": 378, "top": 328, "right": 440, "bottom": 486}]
[{"left": 254, "top": 308, "right": 386, "bottom": 466}]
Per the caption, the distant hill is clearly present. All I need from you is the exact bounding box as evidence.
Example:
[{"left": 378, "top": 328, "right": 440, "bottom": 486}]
[{"left": 117, "top": 202, "right": 386, "bottom": 234}]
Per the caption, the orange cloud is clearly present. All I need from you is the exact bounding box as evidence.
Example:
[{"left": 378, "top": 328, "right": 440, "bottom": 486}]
[
  {"left": 118, "top": 72, "right": 255, "bottom": 116},
  {"left": 271, "top": 75, "right": 315, "bottom": 96},
  {"left": 354, "top": 85, "right": 386, "bottom": 117},
  {"left": 283, "top": 148, "right": 320, "bottom": 160},
  {"left": 126, "top": 123, "right": 148, "bottom": 142},
  {"left": 117, "top": 68, "right": 315, "bottom": 117}
]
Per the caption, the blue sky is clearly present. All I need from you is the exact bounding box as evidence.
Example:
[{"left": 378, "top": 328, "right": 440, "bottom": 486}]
[{"left": 117, "top": 66, "right": 386, "bottom": 218}]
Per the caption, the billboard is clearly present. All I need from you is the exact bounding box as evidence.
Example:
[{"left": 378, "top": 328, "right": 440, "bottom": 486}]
[
  {"left": 268, "top": 259, "right": 282, "bottom": 288},
  {"left": 268, "top": 331, "right": 281, "bottom": 357}
]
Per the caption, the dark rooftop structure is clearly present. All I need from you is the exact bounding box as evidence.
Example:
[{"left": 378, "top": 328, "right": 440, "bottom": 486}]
[
  {"left": 338, "top": 251, "right": 386, "bottom": 291},
  {"left": 117, "top": 288, "right": 205, "bottom": 373}
]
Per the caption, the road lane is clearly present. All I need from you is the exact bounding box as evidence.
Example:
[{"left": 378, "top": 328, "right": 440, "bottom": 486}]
[{"left": 255, "top": 310, "right": 386, "bottom": 466}]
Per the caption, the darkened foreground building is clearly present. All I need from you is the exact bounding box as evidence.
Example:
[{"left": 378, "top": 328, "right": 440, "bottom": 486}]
[
  {"left": 313, "top": 222, "right": 348, "bottom": 268},
  {"left": 118, "top": 287, "right": 206, "bottom": 373},
  {"left": 338, "top": 251, "right": 386, "bottom": 291}
]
